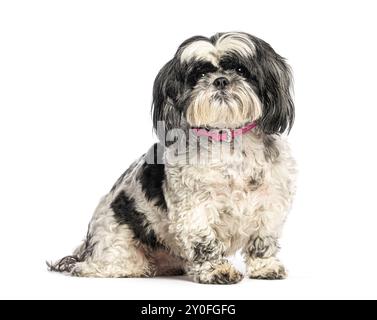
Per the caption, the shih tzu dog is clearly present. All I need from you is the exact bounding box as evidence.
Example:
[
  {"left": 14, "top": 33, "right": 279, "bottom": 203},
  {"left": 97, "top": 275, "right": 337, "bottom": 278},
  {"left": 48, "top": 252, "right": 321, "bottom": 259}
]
[{"left": 49, "top": 32, "right": 296, "bottom": 284}]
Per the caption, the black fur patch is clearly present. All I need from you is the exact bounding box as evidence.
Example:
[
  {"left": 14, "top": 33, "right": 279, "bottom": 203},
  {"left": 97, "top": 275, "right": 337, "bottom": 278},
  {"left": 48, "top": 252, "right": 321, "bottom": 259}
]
[
  {"left": 139, "top": 144, "right": 167, "bottom": 210},
  {"left": 111, "top": 191, "right": 161, "bottom": 249},
  {"left": 139, "top": 163, "right": 167, "bottom": 210}
]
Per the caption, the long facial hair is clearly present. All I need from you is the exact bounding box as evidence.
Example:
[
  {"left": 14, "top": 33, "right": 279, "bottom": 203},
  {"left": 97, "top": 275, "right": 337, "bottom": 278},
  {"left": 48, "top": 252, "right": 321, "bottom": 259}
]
[{"left": 185, "top": 74, "right": 262, "bottom": 128}]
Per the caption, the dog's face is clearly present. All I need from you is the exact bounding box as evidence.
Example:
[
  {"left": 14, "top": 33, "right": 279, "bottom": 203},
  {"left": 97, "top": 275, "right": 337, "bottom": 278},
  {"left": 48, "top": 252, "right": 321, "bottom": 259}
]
[{"left": 152, "top": 32, "right": 294, "bottom": 137}]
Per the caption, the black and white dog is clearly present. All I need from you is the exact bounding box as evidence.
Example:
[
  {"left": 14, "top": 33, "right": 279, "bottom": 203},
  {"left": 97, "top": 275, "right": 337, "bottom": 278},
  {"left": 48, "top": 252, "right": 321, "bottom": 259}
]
[{"left": 49, "top": 32, "right": 296, "bottom": 284}]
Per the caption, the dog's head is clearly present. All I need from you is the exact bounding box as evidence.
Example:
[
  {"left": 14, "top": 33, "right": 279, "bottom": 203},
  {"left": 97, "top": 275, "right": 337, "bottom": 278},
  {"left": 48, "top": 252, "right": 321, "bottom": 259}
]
[{"left": 152, "top": 32, "right": 294, "bottom": 139}]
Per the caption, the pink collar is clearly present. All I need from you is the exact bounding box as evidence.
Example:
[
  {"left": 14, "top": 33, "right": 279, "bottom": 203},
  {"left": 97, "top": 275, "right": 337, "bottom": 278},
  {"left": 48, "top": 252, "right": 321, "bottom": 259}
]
[{"left": 192, "top": 122, "right": 257, "bottom": 142}]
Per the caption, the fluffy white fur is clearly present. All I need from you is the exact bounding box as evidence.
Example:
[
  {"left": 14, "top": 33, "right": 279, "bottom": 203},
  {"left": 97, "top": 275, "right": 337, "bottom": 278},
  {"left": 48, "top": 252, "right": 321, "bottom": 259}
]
[
  {"left": 180, "top": 32, "right": 256, "bottom": 64},
  {"left": 186, "top": 72, "right": 262, "bottom": 128}
]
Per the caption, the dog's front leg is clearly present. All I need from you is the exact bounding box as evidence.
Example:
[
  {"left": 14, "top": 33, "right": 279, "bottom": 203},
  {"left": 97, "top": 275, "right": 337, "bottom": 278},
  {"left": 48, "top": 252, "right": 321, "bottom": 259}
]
[
  {"left": 242, "top": 235, "right": 287, "bottom": 280},
  {"left": 172, "top": 210, "right": 243, "bottom": 285},
  {"left": 242, "top": 168, "right": 294, "bottom": 280},
  {"left": 186, "top": 238, "right": 244, "bottom": 285}
]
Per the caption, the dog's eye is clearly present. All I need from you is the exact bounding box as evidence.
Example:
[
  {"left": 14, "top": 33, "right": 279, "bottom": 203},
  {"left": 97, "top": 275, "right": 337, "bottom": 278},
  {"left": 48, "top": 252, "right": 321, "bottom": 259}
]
[
  {"left": 234, "top": 64, "right": 255, "bottom": 81},
  {"left": 236, "top": 66, "right": 247, "bottom": 76},
  {"left": 187, "top": 63, "right": 218, "bottom": 86}
]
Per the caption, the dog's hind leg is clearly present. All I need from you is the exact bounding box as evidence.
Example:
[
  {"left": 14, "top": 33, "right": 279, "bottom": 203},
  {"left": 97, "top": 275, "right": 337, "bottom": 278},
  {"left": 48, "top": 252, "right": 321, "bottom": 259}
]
[
  {"left": 49, "top": 224, "right": 153, "bottom": 278},
  {"left": 49, "top": 195, "right": 154, "bottom": 278},
  {"left": 73, "top": 224, "right": 153, "bottom": 278}
]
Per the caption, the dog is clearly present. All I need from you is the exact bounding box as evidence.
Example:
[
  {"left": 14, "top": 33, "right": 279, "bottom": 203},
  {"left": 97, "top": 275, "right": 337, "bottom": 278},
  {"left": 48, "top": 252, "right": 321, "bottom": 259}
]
[{"left": 49, "top": 32, "right": 296, "bottom": 284}]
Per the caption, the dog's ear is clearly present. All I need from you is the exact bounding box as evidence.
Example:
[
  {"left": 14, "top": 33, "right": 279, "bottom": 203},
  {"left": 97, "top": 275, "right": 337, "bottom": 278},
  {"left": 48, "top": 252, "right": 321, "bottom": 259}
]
[
  {"left": 256, "top": 43, "right": 295, "bottom": 135},
  {"left": 152, "top": 58, "right": 183, "bottom": 140}
]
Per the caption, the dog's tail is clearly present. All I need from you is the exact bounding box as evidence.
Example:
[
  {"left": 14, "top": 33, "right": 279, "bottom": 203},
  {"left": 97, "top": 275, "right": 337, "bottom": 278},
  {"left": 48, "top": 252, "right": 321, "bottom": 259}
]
[
  {"left": 46, "top": 255, "right": 82, "bottom": 274},
  {"left": 47, "top": 236, "right": 92, "bottom": 275}
]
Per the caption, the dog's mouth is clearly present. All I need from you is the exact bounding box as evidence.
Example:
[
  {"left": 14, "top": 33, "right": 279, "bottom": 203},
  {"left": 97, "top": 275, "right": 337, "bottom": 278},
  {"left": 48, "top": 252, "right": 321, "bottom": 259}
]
[{"left": 212, "top": 90, "right": 231, "bottom": 104}]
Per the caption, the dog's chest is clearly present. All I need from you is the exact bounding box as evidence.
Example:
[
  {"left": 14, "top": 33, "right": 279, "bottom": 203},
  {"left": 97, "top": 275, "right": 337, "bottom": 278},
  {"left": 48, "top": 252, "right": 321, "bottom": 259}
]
[
  {"left": 174, "top": 152, "right": 270, "bottom": 254},
  {"left": 207, "top": 159, "right": 268, "bottom": 253}
]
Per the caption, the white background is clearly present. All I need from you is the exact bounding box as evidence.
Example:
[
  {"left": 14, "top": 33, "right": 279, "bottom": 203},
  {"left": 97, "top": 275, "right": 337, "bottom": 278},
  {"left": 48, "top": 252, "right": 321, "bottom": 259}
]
[{"left": 1, "top": 0, "right": 377, "bottom": 300}]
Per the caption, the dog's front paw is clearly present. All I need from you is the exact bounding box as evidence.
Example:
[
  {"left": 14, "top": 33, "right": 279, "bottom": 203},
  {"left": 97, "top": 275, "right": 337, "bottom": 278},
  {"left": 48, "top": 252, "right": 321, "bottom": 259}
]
[
  {"left": 247, "top": 257, "right": 287, "bottom": 280},
  {"left": 192, "top": 261, "right": 244, "bottom": 285}
]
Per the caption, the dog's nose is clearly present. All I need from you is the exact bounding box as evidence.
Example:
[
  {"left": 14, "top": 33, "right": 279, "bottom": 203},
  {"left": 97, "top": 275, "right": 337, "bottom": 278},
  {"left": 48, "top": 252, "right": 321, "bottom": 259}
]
[{"left": 213, "top": 77, "right": 229, "bottom": 89}]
